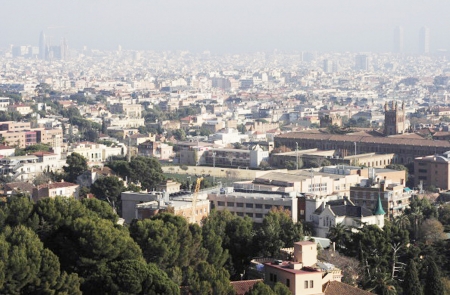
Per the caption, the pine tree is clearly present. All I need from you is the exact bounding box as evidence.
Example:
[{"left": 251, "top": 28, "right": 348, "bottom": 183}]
[
  {"left": 424, "top": 260, "right": 444, "bottom": 295},
  {"left": 403, "top": 259, "right": 423, "bottom": 295}
]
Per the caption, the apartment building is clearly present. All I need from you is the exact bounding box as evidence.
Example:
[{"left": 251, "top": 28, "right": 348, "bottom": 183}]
[
  {"left": 110, "top": 103, "right": 142, "bottom": 118},
  {"left": 0, "top": 121, "right": 31, "bottom": 131},
  {"left": 0, "top": 97, "right": 9, "bottom": 111},
  {"left": 0, "top": 151, "right": 64, "bottom": 181},
  {"left": 208, "top": 190, "right": 298, "bottom": 223},
  {"left": 234, "top": 170, "right": 361, "bottom": 197},
  {"left": 414, "top": 152, "right": 450, "bottom": 190},
  {"left": 0, "top": 122, "right": 62, "bottom": 148},
  {"left": 68, "top": 142, "right": 125, "bottom": 163},
  {"left": 121, "top": 191, "right": 210, "bottom": 225},
  {"left": 350, "top": 179, "right": 412, "bottom": 218}
]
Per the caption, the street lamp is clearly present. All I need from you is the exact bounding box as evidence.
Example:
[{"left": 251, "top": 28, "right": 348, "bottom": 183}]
[{"left": 212, "top": 152, "right": 216, "bottom": 184}]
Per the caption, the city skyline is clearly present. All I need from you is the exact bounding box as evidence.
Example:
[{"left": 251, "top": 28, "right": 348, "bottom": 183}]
[{"left": 0, "top": 0, "right": 449, "bottom": 53}]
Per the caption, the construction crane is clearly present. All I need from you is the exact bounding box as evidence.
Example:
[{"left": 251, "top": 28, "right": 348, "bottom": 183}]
[{"left": 191, "top": 177, "right": 203, "bottom": 224}]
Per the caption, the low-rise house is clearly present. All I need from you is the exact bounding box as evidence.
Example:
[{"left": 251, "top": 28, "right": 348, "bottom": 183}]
[
  {"left": 156, "top": 180, "right": 181, "bottom": 194},
  {"left": 264, "top": 241, "right": 341, "bottom": 294},
  {"left": 68, "top": 142, "right": 125, "bottom": 164},
  {"left": 310, "top": 197, "right": 385, "bottom": 238},
  {"left": 76, "top": 167, "right": 117, "bottom": 188},
  {"left": 32, "top": 180, "right": 79, "bottom": 201},
  {"left": 0, "top": 145, "right": 15, "bottom": 158},
  {"left": 137, "top": 140, "right": 173, "bottom": 160},
  {"left": 4, "top": 182, "right": 35, "bottom": 196}
]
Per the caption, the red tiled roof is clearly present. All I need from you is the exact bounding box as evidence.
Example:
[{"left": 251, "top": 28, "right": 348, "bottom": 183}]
[
  {"left": 323, "top": 281, "right": 374, "bottom": 295},
  {"left": 276, "top": 131, "right": 450, "bottom": 148},
  {"left": 32, "top": 151, "right": 56, "bottom": 156},
  {"left": 0, "top": 145, "right": 14, "bottom": 150},
  {"left": 230, "top": 280, "right": 263, "bottom": 295},
  {"left": 38, "top": 181, "right": 78, "bottom": 189}
]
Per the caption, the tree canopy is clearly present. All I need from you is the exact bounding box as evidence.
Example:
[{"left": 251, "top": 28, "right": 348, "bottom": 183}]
[
  {"left": 108, "top": 156, "right": 165, "bottom": 190},
  {"left": 63, "top": 152, "right": 88, "bottom": 182}
]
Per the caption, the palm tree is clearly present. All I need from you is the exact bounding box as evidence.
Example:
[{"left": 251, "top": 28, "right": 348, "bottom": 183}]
[
  {"left": 327, "top": 223, "right": 350, "bottom": 251},
  {"left": 369, "top": 272, "right": 397, "bottom": 295},
  {"left": 410, "top": 207, "right": 423, "bottom": 241},
  {"left": 394, "top": 214, "right": 410, "bottom": 231}
]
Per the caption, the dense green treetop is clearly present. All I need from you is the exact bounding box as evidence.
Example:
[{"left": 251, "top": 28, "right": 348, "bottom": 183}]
[{"left": 63, "top": 152, "right": 88, "bottom": 182}]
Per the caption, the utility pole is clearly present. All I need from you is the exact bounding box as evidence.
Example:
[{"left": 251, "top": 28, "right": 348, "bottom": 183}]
[{"left": 296, "top": 142, "right": 299, "bottom": 170}]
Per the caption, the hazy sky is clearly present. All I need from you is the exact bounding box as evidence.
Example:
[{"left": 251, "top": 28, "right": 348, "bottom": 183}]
[{"left": 2, "top": 0, "right": 449, "bottom": 53}]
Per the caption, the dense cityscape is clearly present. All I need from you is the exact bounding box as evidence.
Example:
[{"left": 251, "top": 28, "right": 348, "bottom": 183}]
[{"left": 2, "top": 3, "right": 450, "bottom": 294}]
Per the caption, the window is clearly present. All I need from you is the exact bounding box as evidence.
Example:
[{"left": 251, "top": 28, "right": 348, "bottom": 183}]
[
  {"left": 418, "top": 169, "right": 427, "bottom": 173},
  {"left": 265, "top": 204, "right": 273, "bottom": 209},
  {"left": 310, "top": 280, "right": 314, "bottom": 288},
  {"left": 246, "top": 203, "right": 253, "bottom": 208},
  {"left": 255, "top": 204, "right": 263, "bottom": 209},
  {"left": 270, "top": 273, "right": 273, "bottom": 282},
  {"left": 273, "top": 275, "right": 277, "bottom": 282},
  {"left": 246, "top": 213, "right": 253, "bottom": 217},
  {"left": 236, "top": 202, "right": 244, "bottom": 207},
  {"left": 255, "top": 213, "right": 263, "bottom": 218},
  {"left": 237, "top": 212, "right": 244, "bottom": 217},
  {"left": 304, "top": 281, "right": 309, "bottom": 288},
  {"left": 227, "top": 202, "right": 234, "bottom": 207},
  {"left": 286, "top": 279, "right": 290, "bottom": 287},
  {"left": 217, "top": 201, "right": 225, "bottom": 206},
  {"left": 284, "top": 206, "right": 291, "bottom": 211}
]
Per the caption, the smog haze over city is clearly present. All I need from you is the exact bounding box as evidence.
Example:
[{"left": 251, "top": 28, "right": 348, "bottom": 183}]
[
  {"left": 2, "top": 0, "right": 450, "bottom": 53},
  {"left": 3, "top": 0, "right": 450, "bottom": 294}
]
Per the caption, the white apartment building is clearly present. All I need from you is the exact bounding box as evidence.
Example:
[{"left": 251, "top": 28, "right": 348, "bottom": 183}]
[
  {"left": 0, "top": 152, "right": 64, "bottom": 181},
  {"left": 0, "top": 97, "right": 10, "bottom": 111},
  {"left": 208, "top": 190, "right": 298, "bottom": 223},
  {"left": 68, "top": 142, "right": 126, "bottom": 164},
  {"left": 108, "top": 117, "right": 145, "bottom": 128},
  {"left": 234, "top": 170, "right": 361, "bottom": 196}
]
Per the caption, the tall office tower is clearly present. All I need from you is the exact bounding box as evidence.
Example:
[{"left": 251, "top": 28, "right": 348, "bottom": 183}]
[
  {"left": 39, "top": 30, "right": 47, "bottom": 60},
  {"left": 323, "top": 59, "right": 333, "bottom": 73},
  {"left": 394, "top": 26, "right": 404, "bottom": 53},
  {"left": 332, "top": 61, "right": 339, "bottom": 73},
  {"left": 355, "top": 54, "right": 369, "bottom": 71},
  {"left": 419, "top": 26, "right": 430, "bottom": 54},
  {"left": 60, "top": 38, "right": 69, "bottom": 60}
]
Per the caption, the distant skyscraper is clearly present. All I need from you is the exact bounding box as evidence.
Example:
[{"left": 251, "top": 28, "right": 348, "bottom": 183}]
[
  {"left": 355, "top": 54, "right": 369, "bottom": 71},
  {"left": 39, "top": 30, "right": 47, "bottom": 60},
  {"left": 323, "top": 59, "right": 333, "bottom": 73},
  {"left": 60, "top": 38, "right": 69, "bottom": 60},
  {"left": 419, "top": 26, "right": 430, "bottom": 54},
  {"left": 394, "top": 26, "right": 404, "bottom": 53}
]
